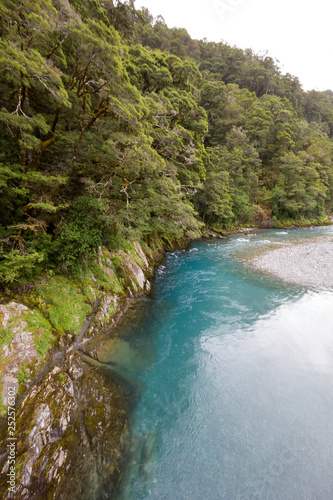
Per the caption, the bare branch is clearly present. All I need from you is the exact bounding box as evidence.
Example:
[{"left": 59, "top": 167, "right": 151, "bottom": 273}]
[
  {"left": 11, "top": 88, "right": 32, "bottom": 120},
  {"left": 120, "top": 179, "right": 136, "bottom": 206},
  {"left": 47, "top": 33, "right": 68, "bottom": 59}
]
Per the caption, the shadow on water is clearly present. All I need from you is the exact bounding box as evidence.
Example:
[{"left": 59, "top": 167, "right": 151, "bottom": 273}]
[{"left": 96, "top": 294, "right": 177, "bottom": 500}]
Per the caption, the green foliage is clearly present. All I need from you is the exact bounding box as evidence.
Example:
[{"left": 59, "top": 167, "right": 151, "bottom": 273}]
[
  {"left": 0, "top": 0, "right": 333, "bottom": 286},
  {"left": 56, "top": 196, "right": 111, "bottom": 267},
  {"left": 195, "top": 148, "right": 233, "bottom": 224},
  {"left": 0, "top": 250, "right": 45, "bottom": 286},
  {"left": 111, "top": 256, "right": 123, "bottom": 271},
  {"left": 269, "top": 151, "right": 327, "bottom": 218}
]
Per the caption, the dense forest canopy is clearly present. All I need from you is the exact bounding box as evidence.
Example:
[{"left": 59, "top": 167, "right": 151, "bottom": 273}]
[{"left": 1, "top": 0, "right": 333, "bottom": 288}]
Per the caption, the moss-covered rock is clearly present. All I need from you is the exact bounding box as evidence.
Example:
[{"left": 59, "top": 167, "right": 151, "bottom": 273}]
[
  {"left": 88, "top": 294, "right": 121, "bottom": 335},
  {"left": 0, "top": 352, "right": 131, "bottom": 499},
  {"left": 0, "top": 302, "right": 54, "bottom": 413},
  {"left": 0, "top": 238, "right": 180, "bottom": 497},
  {"left": 116, "top": 250, "right": 149, "bottom": 294},
  {"left": 35, "top": 277, "right": 93, "bottom": 335}
]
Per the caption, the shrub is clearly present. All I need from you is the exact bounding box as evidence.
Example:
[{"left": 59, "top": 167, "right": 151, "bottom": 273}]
[
  {"left": 0, "top": 250, "right": 44, "bottom": 286},
  {"left": 55, "top": 196, "right": 111, "bottom": 267}
]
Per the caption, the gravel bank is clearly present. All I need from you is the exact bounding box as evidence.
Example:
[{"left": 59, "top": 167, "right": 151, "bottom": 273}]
[{"left": 251, "top": 238, "right": 333, "bottom": 288}]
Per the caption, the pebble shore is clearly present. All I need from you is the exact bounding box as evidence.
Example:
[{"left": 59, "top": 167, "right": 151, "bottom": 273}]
[{"left": 251, "top": 238, "right": 333, "bottom": 288}]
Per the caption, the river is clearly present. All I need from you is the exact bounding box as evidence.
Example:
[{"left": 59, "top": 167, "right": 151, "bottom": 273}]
[{"left": 108, "top": 227, "right": 333, "bottom": 500}]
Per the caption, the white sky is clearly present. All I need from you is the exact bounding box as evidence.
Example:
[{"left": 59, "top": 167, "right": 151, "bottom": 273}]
[{"left": 137, "top": 0, "right": 333, "bottom": 92}]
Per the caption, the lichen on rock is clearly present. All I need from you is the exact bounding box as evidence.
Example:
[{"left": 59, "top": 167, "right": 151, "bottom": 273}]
[
  {"left": 117, "top": 250, "right": 149, "bottom": 293},
  {"left": 0, "top": 239, "right": 168, "bottom": 497},
  {"left": 0, "top": 352, "right": 131, "bottom": 499},
  {"left": 0, "top": 302, "right": 54, "bottom": 408}
]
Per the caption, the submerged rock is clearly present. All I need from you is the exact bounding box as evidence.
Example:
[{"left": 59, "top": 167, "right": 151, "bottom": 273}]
[
  {"left": 140, "top": 428, "right": 158, "bottom": 488},
  {"left": 118, "top": 428, "right": 158, "bottom": 500},
  {"left": 96, "top": 338, "right": 149, "bottom": 373}
]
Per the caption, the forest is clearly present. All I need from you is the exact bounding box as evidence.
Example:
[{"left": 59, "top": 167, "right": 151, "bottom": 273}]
[{"left": 1, "top": 0, "right": 333, "bottom": 288}]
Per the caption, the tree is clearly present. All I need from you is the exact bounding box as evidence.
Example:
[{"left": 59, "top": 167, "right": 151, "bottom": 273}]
[{"left": 269, "top": 151, "right": 326, "bottom": 218}]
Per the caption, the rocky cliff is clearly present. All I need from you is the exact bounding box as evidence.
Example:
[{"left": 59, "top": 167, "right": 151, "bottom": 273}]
[{"left": 0, "top": 240, "right": 165, "bottom": 499}]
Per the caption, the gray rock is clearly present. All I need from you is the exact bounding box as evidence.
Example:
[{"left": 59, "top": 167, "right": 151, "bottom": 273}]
[{"left": 0, "top": 352, "right": 131, "bottom": 499}]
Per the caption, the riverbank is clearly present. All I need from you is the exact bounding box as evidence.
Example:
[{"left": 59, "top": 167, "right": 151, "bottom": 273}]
[
  {"left": 0, "top": 237, "right": 180, "bottom": 499},
  {"left": 251, "top": 236, "right": 333, "bottom": 288},
  {"left": 0, "top": 224, "right": 332, "bottom": 498}
]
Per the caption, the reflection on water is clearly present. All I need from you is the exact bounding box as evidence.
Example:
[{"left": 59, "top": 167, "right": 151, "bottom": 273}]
[{"left": 108, "top": 226, "right": 333, "bottom": 500}]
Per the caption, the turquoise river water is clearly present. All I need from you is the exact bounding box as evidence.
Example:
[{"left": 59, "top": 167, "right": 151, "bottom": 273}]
[{"left": 111, "top": 227, "right": 333, "bottom": 500}]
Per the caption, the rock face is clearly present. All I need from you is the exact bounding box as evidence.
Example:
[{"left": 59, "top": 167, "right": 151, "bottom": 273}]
[
  {"left": 0, "top": 352, "right": 131, "bottom": 500},
  {"left": 0, "top": 240, "right": 160, "bottom": 499},
  {"left": 87, "top": 242, "right": 152, "bottom": 336},
  {"left": 118, "top": 250, "right": 147, "bottom": 292},
  {"left": 0, "top": 303, "right": 37, "bottom": 371},
  {"left": 0, "top": 302, "right": 47, "bottom": 405}
]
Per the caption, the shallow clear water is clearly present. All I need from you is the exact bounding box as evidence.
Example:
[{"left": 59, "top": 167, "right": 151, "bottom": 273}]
[{"left": 114, "top": 227, "right": 333, "bottom": 500}]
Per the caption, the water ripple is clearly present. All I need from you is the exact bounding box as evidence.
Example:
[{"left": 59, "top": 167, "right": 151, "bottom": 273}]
[{"left": 116, "top": 227, "right": 333, "bottom": 500}]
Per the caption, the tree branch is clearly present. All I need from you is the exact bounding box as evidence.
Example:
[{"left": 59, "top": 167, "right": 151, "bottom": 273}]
[{"left": 47, "top": 34, "right": 68, "bottom": 59}]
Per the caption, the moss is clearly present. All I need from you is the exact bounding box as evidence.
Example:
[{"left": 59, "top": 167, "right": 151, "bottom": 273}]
[
  {"left": 81, "top": 283, "right": 99, "bottom": 304},
  {"left": 107, "top": 302, "right": 116, "bottom": 318},
  {"left": 36, "top": 277, "right": 92, "bottom": 334},
  {"left": 0, "top": 407, "right": 6, "bottom": 419},
  {"left": 0, "top": 314, "right": 32, "bottom": 352},
  {"left": 24, "top": 294, "right": 50, "bottom": 316},
  {"left": 71, "top": 262, "right": 101, "bottom": 304},
  {"left": 23, "top": 311, "right": 55, "bottom": 357},
  {"left": 140, "top": 241, "right": 151, "bottom": 256},
  {"left": 35, "top": 329, "right": 55, "bottom": 357},
  {"left": 17, "top": 363, "right": 29, "bottom": 387},
  {"left": 0, "top": 327, "right": 15, "bottom": 346},
  {"left": 112, "top": 239, "right": 144, "bottom": 266},
  {"left": 25, "top": 310, "right": 52, "bottom": 332},
  {"left": 121, "top": 275, "right": 135, "bottom": 289},
  {"left": 270, "top": 216, "right": 331, "bottom": 229},
  {"left": 90, "top": 260, "right": 124, "bottom": 294},
  {"left": 0, "top": 392, "right": 6, "bottom": 418},
  {"left": 58, "top": 373, "right": 67, "bottom": 384},
  {"left": 84, "top": 402, "right": 106, "bottom": 437},
  {"left": 145, "top": 235, "right": 164, "bottom": 254}
]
